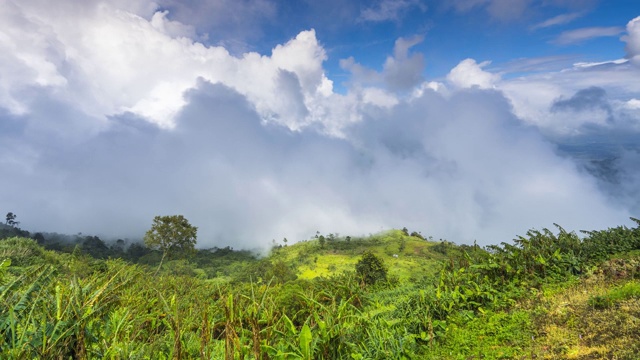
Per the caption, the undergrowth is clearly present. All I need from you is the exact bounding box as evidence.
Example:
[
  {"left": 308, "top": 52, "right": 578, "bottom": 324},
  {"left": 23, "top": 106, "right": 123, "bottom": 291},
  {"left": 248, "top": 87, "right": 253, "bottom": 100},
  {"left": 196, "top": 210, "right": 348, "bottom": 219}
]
[{"left": 0, "top": 218, "right": 639, "bottom": 358}]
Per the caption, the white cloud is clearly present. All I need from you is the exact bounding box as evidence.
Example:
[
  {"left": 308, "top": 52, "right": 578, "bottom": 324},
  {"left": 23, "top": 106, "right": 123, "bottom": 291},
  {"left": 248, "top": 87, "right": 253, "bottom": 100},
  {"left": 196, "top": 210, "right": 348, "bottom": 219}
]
[
  {"left": 150, "top": 10, "right": 197, "bottom": 39},
  {"left": 2, "top": 79, "right": 631, "bottom": 248},
  {"left": 341, "top": 35, "right": 425, "bottom": 92},
  {"left": 530, "top": 11, "right": 584, "bottom": 30},
  {"left": 499, "top": 59, "right": 640, "bottom": 133},
  {"left": 382, "top": 36, "right": 426, "bottom": 91},
  {"left": 624, "top": 16, "right": 640, "bottom": 65},
  {"left": 1, "top": 1, "right": 639, "bottom": 250},
  {"left": 626, "top": 99, "right": 640, "bottom": 110},
  {"left": 411, "top": 81, "right": 446, "bottom": 98},
  {"left": 553, "top": 26, "right": 624, "bottom": 45},
  {"left": 447, "top": 59, "right": 500, "bottom": 89},
  {"left": 361, "top": 88, "right": 399, "bottom": 108},
  {"left": 0, "top": 1, "right": 68, "bottom": 115},
  {"left": 573, "top": 59, "right": 628, "bottom": 68},
  {"left": 0, "top": 2, "right": 348, "bottom": 133}
]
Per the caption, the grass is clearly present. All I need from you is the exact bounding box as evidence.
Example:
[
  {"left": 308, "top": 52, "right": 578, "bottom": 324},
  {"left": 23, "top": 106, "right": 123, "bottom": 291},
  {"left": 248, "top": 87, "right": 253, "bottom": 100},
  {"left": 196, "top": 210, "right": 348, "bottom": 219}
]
[
  {"left": 408, "top": 253, "right": 640, "bottom": 360},
  {"left": 271, "top": 230, "right": 447, "bottom": 281},
  {"left": 530, "top": 258, "right": 640, "bottom": 359},
  {"left": 3, "top": 223, "right": 640, "bottom": 359},
  {"left": 428, "top": 309, "right": 535, "bottom": 359}
]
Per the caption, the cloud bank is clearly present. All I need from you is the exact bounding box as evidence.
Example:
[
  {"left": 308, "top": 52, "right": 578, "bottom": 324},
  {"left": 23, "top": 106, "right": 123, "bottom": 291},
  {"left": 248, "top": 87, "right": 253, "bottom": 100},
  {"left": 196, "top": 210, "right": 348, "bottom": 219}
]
[{"left": 1, "top": 1, "right": 638, "bottom": 250}]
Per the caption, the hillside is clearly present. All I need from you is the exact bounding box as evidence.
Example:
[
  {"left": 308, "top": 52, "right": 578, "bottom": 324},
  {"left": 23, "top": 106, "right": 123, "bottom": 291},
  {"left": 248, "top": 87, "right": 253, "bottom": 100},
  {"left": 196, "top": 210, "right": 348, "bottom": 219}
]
[
  {"left": 268, "top": 230, "right": 448, "bottom": 281},
  {"left": 1, "top": 222, "right": 640, "bottom": 359}
]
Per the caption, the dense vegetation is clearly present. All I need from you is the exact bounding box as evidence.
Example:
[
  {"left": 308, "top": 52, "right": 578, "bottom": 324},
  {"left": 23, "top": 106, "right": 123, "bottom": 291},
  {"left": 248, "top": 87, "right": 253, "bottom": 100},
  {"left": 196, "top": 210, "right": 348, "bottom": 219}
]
[{"left": 1, "top": 217, "right": 640, "bottom": 359}]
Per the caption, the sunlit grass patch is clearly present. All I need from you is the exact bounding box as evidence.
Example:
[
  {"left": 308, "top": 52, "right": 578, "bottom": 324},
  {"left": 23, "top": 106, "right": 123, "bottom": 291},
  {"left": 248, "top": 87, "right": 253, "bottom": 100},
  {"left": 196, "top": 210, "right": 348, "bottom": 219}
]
[
  {"left": 532, "top": 273, "right": 640, "bottom": 359},
  {"left": 297, "top": 254, "right": 357, "bottom": 279}
]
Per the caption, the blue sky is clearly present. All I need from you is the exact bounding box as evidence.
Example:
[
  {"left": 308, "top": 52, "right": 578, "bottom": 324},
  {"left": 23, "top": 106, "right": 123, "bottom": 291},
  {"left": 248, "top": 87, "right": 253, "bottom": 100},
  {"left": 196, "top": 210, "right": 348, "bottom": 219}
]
[
  {"left": 1, "top": 0, "right": 639, "bottom": 248},
  {"left": 173, "top": 0, "right": 638, "bottom": 82}
]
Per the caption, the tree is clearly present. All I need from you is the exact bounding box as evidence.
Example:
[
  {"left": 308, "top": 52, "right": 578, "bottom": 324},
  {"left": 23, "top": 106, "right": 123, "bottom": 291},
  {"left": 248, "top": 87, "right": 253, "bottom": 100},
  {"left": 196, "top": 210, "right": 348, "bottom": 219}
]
[
  {"left": 5, "top": 212, "right": 19, "bottom": 227},
  {"left": 268, "top": 260, "right": 298, "bottom": 284},
  {"left": 32, "top": 232, "right": 45, "bottom": 244},
  {"left": 144, "top": 215, "right": 197, "bottom": 276},
  {"left": 318, "top": 235, "right": 326, "bottom": 248},
  {"left": 355, "top": 251, "right": 387, "bottom": 286},
  {"left": 82, "top": 236, "right": 110, "bottom": 259}
]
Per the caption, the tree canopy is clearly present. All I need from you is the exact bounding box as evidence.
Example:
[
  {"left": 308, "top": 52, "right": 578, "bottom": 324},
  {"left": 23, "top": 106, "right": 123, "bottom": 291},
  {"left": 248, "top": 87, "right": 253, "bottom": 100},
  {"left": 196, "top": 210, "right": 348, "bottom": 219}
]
[
  {"left": 5, "top": 212, "right": 18, "bottom": 227},
  {"left": 355, "top": 251, "right": 387, "bottom": 285}
]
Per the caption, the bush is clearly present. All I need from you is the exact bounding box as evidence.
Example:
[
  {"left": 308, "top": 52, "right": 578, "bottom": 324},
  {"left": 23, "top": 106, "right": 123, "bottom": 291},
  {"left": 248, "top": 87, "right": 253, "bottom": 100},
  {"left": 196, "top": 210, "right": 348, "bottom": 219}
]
[
  {"left": 356, "top": 251, "right": 387, "bottom": 285},
  {"left": 0, "top": 237, "right": 48, "bottom": 266}
]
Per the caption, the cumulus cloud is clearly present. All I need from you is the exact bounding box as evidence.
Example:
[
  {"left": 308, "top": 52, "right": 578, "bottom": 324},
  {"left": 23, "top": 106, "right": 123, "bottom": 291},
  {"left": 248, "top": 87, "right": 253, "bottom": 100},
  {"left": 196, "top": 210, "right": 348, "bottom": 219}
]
[
  {"left": 340, "top": 35, "right": 425, "bottom": 93},
  {"left": 1, "top": 1, "right": 639, "bottom": 251},
  {"left": 382, "top": 36, "right": 426, "bottom": 91},
  {"left": 551, "top": 87, "right": 612, "bottom": 115},
  {"left": 447, "top": 59, "right": 500, "bottom": 89},
  {"left": 0, "top": 1, "right": 343, "bottom": 133},
  {"left": 624, "top": 16, "right": 640, "bottom": 65},
  {"left": 499, "top": 55, "right": 640, "bottom": 134},
  {"left": 545, "top": 87, "right": 614, "bottom": 131}
]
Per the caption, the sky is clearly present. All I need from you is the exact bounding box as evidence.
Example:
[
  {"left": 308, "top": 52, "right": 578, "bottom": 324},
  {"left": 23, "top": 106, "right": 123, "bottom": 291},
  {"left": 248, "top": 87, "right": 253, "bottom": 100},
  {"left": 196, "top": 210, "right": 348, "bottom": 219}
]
[{"left": 1, "top": 0, "right": 640, "bottom": 249}]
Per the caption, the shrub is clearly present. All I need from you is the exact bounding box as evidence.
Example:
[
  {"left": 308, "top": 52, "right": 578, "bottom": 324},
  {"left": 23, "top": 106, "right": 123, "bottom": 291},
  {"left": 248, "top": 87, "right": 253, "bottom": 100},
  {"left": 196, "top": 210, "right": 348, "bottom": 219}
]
[{"left": 356, "top": 251, "right": 387, "bottom": 285}]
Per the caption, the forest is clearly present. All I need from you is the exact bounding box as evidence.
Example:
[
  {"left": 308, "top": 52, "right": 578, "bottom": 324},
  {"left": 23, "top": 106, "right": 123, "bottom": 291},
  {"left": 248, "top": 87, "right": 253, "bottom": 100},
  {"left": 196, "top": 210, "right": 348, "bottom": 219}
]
[{"left": 1, "top": 214, "right": 640, "bottom": 359}]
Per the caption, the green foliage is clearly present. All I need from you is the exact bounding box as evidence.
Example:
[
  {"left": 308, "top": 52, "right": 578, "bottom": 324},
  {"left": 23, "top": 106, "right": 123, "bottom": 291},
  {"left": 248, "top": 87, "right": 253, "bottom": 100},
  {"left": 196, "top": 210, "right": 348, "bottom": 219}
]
[
  {"left": 0, "top": 224, "right": 30, "bottom": 241},
  {"left": 144, "top": 215, "right": 197, "bottom": 275},
  {"left": 2, "top": 220, "right": 640, "bottom": 359},
  {"left": 0, "top": 237, "right": 51, "bottom": 267},
  {"left": 144, "top": 215, "right": 198, "bottom": 255},
  {"left": 238, "top": 258, "right": 298, "bottom": 284},
  {"left": 356, "top": 251, "right": 387, "bottom": 285},
  {"left": 428, "top": 310, "right": 534, "bottom": 359},
  {"left": 588, "top": 281, "right": 640, "bottom": 309}
]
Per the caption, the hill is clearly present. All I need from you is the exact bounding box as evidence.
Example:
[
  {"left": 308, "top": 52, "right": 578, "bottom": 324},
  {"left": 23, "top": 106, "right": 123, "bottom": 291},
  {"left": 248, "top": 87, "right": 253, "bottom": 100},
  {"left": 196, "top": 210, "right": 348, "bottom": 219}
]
[
  {"left": 1, "top": 221, "right": 639, "bottom": 358},
  {"left": 268, "top": 230, "right": 449, "bottom": 281}
]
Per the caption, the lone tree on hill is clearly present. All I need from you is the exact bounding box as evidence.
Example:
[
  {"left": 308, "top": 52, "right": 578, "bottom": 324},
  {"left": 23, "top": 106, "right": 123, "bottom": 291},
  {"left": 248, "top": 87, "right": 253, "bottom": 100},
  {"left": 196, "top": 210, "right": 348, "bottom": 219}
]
[
  {"left": 144, "top": 215, "right": 197, "bottom": 276},
  {"left": 5, "top": 212, "right": 19, "bottom": 227},
  {"left": 355, "top": 251, "right": 387, "bottom": 286}
]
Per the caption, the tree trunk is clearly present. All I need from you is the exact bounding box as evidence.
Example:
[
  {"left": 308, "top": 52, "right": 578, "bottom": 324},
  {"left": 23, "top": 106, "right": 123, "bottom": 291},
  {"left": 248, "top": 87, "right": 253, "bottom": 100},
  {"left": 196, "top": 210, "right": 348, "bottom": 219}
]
[{"left": 154, "top": 251, "right": 167, "bottom": 276}]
